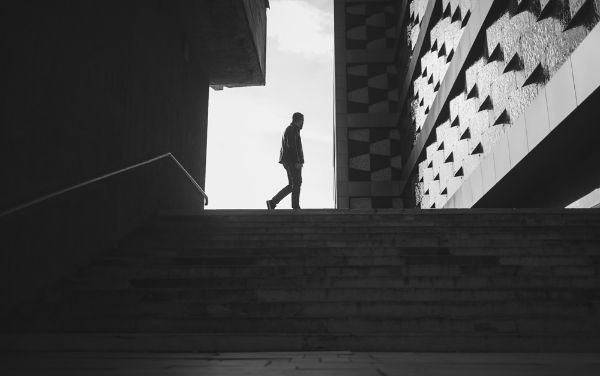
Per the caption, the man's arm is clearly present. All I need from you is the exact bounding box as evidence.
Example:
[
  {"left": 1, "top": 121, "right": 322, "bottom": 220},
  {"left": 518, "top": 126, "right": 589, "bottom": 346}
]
[
  {"left": 294, "top": 130, "right": 303, "bottom": 169},
  {"left": 282, "top": 126, "right": 299, "bottom": 166},
  {"left": 295, "top": 132, "right": 304, "bottom": 168}
]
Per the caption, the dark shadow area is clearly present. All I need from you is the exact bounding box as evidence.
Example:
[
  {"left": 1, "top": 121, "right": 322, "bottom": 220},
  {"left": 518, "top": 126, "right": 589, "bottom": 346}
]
[
  {"left": 0, "top": 157, "right": 205, "bottom": 319},
  {"left": 475, "top": 85, "right": 600, "bottom": 208}
]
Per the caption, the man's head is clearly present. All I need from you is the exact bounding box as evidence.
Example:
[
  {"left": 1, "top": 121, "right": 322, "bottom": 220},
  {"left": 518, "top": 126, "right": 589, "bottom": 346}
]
[{"left": 292, "top": 112, "right": 304, "bottom": 129}]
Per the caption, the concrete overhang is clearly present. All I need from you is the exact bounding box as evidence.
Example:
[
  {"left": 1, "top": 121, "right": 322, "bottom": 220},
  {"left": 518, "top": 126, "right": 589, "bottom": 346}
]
[{"left": 176, "top": 0, "right": 268, "bottom": 88}]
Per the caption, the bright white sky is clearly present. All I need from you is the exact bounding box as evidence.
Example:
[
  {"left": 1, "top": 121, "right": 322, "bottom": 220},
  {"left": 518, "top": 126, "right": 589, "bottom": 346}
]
[{"left": 206, "top": 0, "right": 335, "bottom": 209}]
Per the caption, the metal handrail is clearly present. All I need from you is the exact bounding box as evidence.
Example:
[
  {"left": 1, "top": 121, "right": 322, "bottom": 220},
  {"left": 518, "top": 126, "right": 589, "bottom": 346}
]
[{"left": 0, "top": 152, "right": 208, "bottom": 218}]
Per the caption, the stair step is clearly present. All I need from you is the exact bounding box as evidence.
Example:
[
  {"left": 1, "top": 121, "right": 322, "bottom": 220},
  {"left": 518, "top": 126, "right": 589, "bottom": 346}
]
[
  {"left": 46, "top": 287, "right": 600, "bottom": 306},
  {"left": 40, "top": 300, "right": 599, "bottom": 319},
  {"left": 69, "top": 264, "right": 600, "bottom": 281},
  {"left": 23, "top": 317, "right": 600, "bottom": 335},
  {"left": 66, "top": 275, "right": 600, "bottom": 290},
  {"left": 108, "top": 247, "right": 600, "bottom": 262},
  {"left": 4, "top": 332, "right": 600, "bottom": 352},
  {"left": 93, "top": 255, "right": 596, "bottom": 268},
  {"left": 131, "top": 224, "right": 600, "bottom": 233},
  {"left": 121, "top": 239, "right": 600, "bottom": 249}
]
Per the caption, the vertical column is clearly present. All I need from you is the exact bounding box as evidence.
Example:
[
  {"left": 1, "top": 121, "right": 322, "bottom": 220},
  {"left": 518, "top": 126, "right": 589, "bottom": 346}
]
[{"left": 335, "top": 0, "right": 402, "bottom": 209}]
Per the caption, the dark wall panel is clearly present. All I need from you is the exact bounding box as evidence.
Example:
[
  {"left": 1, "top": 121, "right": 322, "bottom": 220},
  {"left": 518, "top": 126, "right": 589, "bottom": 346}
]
[
  {"left": 1, "top": 0, "right": 209, "bottom": 210},
  {"left": 0, "top": 1, "right": 210, "bottom": 315}
]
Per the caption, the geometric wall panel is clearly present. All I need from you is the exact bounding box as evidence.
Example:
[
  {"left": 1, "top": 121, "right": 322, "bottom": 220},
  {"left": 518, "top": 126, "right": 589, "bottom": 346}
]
[
  {"left": 346, "top": 2, "right": 396, "bottom": 50},
  {"left": 347, "top": 63, "right": 398, "bottom": 113},
  {"left": 348, "top": 127, "right": 402, "bottom": 181},
  {"left": 409, "top": 0, "right": 471, "bottom": 132},
  {"left": 335, "top": 0, "right": 400, "bottom": 209},
  {"left": 408, "top": 0, "right": 429, "bottom": 49},
  {"left": 337, "top": 0, "right": 600, "bottom": 209},
  {"left": 407, "top": 0, "right": 600, "bottom": 209}
]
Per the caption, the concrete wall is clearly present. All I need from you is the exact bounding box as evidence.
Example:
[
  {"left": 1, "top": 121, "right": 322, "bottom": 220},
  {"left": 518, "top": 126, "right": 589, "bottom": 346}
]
[
  {"left": 0, "top": 1, "right": 210, "bottom": 316},
  {"left": 1, "top": 1, "right": 209, "bottom": 209},
  {"left": 242, "top": 0, "right": 268, "bottom": 84}
]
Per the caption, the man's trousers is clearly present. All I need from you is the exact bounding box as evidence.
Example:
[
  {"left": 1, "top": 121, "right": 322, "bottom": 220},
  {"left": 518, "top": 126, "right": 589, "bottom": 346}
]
[{"left": 271, "top": 163, "right": 302, "bottom": 209}]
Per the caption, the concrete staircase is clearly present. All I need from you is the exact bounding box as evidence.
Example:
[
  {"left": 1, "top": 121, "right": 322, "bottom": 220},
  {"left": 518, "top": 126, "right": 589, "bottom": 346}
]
[{"left": 3, "top": 209, "right": 600, "bottom": 352}]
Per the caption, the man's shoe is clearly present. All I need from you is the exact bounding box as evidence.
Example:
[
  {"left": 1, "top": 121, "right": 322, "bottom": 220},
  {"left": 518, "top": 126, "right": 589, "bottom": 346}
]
[{"left": 266, "top": 200, "right": 276, "bottom": 210}]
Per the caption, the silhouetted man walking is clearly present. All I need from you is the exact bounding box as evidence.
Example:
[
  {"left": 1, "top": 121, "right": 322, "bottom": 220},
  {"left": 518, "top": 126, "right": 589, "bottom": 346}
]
[{"left": 267, "top": 112, "right": 304, "bottom": 210}]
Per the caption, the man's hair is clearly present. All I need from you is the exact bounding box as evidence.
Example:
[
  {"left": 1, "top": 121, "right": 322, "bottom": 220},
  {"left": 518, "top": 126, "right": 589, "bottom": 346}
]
[{"left": 292, "top": 112, "right": 304, "bottom": 122}]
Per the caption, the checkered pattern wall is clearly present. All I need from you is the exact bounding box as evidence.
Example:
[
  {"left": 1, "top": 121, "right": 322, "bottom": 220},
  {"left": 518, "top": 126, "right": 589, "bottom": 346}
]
[
  {"left": 348, "top": 127, "right": 402, "bottom": 182},
  {"left": 346, "top": 63, "right": 399, "bottom": 113},
  {"left": 335, "top": 0, "right": 401, "bottom": 209},
  {"left": 345, "top": 2, "right": 396, "bottom": 50}
]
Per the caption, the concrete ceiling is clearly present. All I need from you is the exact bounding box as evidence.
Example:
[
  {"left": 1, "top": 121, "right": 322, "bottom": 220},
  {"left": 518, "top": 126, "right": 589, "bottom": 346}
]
[{"left": 174, "top": 0, "right": 268, "bottom": 87}]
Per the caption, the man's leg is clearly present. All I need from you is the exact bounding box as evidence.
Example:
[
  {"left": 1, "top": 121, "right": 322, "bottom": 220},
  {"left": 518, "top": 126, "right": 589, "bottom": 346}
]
[
  {"left": 291, "top": 165, "right": 302, "bottom": 209},
  {"left": 269, "top": 164, "right": 294, "bottom": 207}
]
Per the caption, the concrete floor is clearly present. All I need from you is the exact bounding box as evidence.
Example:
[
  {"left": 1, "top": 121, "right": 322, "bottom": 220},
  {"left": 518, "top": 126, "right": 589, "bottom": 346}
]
[{"left": 2, "top": 352, "right": 600, "bottom": 375}]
